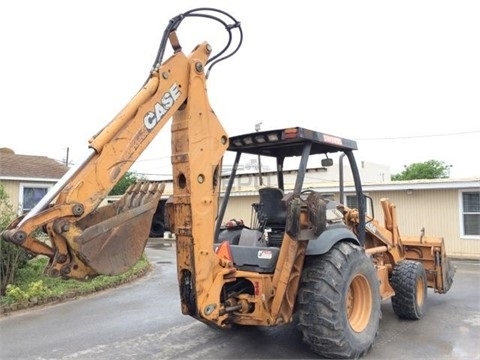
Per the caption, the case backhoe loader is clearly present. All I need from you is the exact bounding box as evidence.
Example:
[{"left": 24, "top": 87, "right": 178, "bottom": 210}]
[{"left": 1, "top": 8, "right": 455, "bottom": 359}]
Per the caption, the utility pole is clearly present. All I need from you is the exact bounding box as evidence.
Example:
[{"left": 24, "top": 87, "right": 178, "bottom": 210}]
[
  {"left": 65, "top": 147, "right": 69, "bottom": 166},
  {"left": 255, "top": 122, "right": 263, "bottom": 186}
]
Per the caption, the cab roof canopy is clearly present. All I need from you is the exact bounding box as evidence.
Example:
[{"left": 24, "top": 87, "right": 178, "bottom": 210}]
[{"left": 228, "top": 127, "right": 358, "bottom": 158}]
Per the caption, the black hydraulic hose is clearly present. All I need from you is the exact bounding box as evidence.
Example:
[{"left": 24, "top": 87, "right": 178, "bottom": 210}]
[
  {"left": 151, "top": 8, "right": 242, "bottom": 76},
  {"left": 151, "top": 14, "right": 185, "bottom": 70}
]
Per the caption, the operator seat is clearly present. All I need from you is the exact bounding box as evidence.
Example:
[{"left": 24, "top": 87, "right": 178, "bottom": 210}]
[
  {"left": 218, "top": 187, "right": 286, "bottom": 273},
  {"left": 258, "top": 187, "right": 287, "bottom": 227}
]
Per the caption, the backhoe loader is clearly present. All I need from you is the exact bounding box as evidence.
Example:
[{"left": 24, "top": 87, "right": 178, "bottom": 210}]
[{"left": 1, "top": 8, "right": 455, "bottom": 359}]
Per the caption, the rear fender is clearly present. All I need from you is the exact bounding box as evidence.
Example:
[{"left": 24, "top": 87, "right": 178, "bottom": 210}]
[{"left": 305, "top": 225, "right": 360, "bottom": 255}]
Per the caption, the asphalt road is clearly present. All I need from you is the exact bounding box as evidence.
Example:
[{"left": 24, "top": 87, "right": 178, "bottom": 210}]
[{"left": 0, "top": 239, "right": 479, "bottom": 360}]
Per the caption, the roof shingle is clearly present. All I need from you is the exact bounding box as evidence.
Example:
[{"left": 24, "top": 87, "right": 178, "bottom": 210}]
[{"left": 0, "top": 150, "right": 69, "bottom": 179}]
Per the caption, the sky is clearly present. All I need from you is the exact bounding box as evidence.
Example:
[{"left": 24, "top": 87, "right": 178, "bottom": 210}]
[{"left": 1, "top": 1, "right": 479, "bottom": 180}]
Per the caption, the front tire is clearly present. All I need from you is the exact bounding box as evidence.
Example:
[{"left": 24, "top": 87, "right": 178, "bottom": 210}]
[
  {"left": 296, "top": 242, "right": 381, "bottom": 359},
  {"left": 390, "top": 260, "right": 427, "bottom": 320}
]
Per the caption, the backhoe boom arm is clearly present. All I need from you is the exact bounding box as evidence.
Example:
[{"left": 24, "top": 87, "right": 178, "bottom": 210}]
[{"left": 2, "top": 39, "right": 220, "bottom": 280}]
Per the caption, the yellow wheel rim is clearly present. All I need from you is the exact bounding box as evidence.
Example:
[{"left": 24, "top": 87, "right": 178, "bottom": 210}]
[
  {"left": 346, "top": 274, "right": 373, "bottom": 333},
  {"left": 416, "top": 275, "right": 425, "bottom": 306}
]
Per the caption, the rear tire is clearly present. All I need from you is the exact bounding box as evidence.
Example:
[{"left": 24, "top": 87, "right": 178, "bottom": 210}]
[
  {"left": 390, "top": 260, "right": 427, "bottom": 320},
  {"left": 296, "top": 242, "right": 381, "bottom": 359}
]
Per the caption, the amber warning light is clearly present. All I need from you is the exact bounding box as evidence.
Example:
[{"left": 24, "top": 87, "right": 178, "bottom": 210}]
[{"left": 283, "top": 128, "right": 299, "bottom": 139}]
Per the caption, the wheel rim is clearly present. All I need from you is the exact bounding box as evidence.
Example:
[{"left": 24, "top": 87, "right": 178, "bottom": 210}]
[
  {"left": 416, "top": 275, "right": 425, "bottom": 306},
  {"left": 346, "top": 274, "right": 373, "bottom": 333}
]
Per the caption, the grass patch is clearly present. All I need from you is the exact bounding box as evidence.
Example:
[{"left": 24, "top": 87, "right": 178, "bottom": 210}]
[{"left": 0, "top": 254, "right": 151, "bottom": 314}]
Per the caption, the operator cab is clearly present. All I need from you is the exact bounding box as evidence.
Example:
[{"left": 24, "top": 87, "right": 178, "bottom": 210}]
[{"left": 215, "top": 127, "right": 366, "bottom": 273}]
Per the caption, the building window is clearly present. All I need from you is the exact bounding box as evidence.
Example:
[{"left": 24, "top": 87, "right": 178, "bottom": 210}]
[
  {"left": 346, "top": 194, "right": 359, "bottom": 209},
  {"left": 19, "top": 184, "right": 50, "bottom": 214},
  {"left": 461, "top": 191, "right": 480, "bottom": 237},
  {"left": 345, "top": 194, "right": 371, "bottom": 216}
]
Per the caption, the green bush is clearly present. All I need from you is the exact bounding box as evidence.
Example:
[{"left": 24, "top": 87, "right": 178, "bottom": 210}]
[
  {"left": 4, "top": 280, "right": 51, "bottom": 303},
  {"left": 0, "top": 183, "right": 28, "bottom": 295},
  {"left": 1, "top": 254, "right": 151, "bottom": 311}
]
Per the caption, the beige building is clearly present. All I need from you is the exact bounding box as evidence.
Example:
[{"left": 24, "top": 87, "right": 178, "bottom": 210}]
[
  {"left": 156, "top": 164, "right": 479, "bottom": 259},
  {"left": 217, "top": 174, "right": 480, "bottom": 260}
]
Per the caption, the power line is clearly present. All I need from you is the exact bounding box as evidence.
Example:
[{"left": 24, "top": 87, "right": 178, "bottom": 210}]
[{"left": 357, "top": 130, "right": 480, "bottom": 141}]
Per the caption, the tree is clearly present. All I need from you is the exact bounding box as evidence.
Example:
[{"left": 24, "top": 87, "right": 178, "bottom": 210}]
[
  {"left": 0, "top": 183, "right": 28, "bottom": 295},
  {"left": 109, "top": 171, "right": 144, "bottom": 195},
  {"left": 391, "top": 160, "right": 451, "bottom": 181}
]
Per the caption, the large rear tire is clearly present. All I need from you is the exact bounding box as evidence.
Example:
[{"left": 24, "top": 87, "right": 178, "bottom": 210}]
[
  {"left": 390, "top": 260, "right": 427, "bottom": 320},
  {"left": 296, "top": 242, "right": 381, "bottom": 359}
]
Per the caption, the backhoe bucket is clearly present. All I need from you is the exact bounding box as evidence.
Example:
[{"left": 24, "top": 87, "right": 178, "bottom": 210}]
[{"left": 74, "top": 182, "right": 165, "bottom": 275}]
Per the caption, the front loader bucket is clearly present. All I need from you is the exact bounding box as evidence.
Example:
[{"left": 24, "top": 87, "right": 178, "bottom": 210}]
[
  {"left": 74, "top": 182, "right": 165, "bottom": 275},
  {"left": 402, "top": 235, "right": 456, "bottom": 294},
  {"left": 443, "top": 257, "right": 456, "bottom": 293}
]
